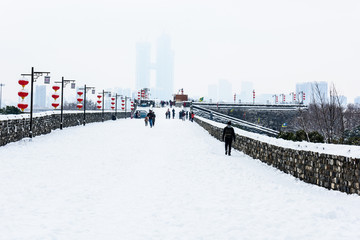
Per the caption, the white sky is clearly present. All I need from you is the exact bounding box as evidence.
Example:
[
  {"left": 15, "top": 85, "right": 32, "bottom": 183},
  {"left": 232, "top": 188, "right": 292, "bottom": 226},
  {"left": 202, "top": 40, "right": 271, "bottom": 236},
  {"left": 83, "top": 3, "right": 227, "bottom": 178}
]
[{"left": 1, "top": 0, "right": 360, "bottom": 104}]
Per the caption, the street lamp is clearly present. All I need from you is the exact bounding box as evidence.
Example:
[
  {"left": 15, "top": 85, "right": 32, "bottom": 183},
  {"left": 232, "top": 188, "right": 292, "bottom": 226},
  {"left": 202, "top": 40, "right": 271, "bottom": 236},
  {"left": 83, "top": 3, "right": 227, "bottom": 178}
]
[
  {"left": 114, "top": 93, "right": 123, "bottom": 119},
  {"left": 79, "top": 85, "right": 95, "bottom": 126},
  {"left": 100, "top": 90, "right": 111, "bottom": 122},
  {"left": 0, "top": 83, "right": 4, "bottom": 109},
  {"left": 21, "top": 67, "right": 50, "bottom": 138},
  {"left": 55, "top": 77, "right": 75, "bottom": 130},
  {"left": 124, "top": 96, "right": 132, "bottom": 119}
]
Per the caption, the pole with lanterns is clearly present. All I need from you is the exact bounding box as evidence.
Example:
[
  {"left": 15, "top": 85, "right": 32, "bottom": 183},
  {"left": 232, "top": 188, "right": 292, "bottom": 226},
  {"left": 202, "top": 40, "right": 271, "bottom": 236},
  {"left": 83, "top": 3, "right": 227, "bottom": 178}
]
[
  {"left": 79, "top": 85, "right": 95, "bottom": 126},
  {"left": 20, "top": 67, "right": 50, "bottom": 138},
  {"left": 0, "top": 83, "right": 5, "bottom": 109},
  {"left": 55, "top": 77, "right": 76, "bottom": 130},
  {"left": 100, "top": 90, "right": 111, "bottom": 122}
]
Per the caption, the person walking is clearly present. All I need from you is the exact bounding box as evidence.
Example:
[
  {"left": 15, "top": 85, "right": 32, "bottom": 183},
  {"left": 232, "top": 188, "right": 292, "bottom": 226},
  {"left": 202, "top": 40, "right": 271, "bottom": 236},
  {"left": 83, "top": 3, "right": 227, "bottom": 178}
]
[
  {"left": 222, "top": 121, "right": 236, "bottom": 156},
  {"left": 147, "top": 110, "right": 155, "bottom": 128},
  {"left": 172, "top": 108, "right": 175, "bottom": 119}
]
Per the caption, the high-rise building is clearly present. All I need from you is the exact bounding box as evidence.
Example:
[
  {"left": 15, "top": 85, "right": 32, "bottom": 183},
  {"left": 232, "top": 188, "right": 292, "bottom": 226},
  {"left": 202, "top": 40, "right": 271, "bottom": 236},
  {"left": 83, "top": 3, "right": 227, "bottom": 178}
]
[
  {"left": 155, "top": 34, "right": 174, "bottom": 100},
  {"left": 354, "top": 96, "right": 360, "bottom": 105},
  {"left": 34, "top": 85, "right": 47, "bottom": 109},
  {"left": 208, "top": 84, "right": 218, "bottom": 102},
  {"left": 296, "top": 81, "right": 328, "bottom": 104},
  {"left": 239, "top": 81, "right": 253, "bottom": 103},
  {"left": 136, "top": 42, "right": 151, "bottom": 91},
  {"left": 136, "top": 35, "right": 174, "bottom": 101},
  {"left": 218, "top": 79, "right": 232, "bottom": 102}
]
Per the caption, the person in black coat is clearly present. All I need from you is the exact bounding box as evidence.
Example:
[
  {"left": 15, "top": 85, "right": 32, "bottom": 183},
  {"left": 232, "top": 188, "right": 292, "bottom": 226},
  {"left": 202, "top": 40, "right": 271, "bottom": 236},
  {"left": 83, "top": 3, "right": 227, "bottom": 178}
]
[{"left": 222, "top": 121, "right": 236, "bottom": 156}]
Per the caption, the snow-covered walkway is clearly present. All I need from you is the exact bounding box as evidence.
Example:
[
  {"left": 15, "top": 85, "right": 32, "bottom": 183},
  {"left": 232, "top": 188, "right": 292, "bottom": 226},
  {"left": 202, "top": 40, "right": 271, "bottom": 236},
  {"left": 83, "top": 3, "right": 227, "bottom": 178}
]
[{"left": 1, "top": 107, "right": 360, "bottom": 240}]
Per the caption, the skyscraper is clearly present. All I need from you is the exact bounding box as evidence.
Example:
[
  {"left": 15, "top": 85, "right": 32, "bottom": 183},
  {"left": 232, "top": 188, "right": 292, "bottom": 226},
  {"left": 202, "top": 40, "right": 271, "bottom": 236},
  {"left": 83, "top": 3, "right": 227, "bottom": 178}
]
[
  {"left": 136, "top": 42, "right": 151, "bottom": 90},
  {"left": 218, "top": 79, "right": 232, "bottom": 102},
  {"left": 34, "top": 85, "right": 47, "bottom": 109},
  {"left": 155, "top": 34, "right": 174, "bottom": 100},
  {"left": 296, "top": 81, "right": 328, "bottom": 104},
  {"left": 136, "top": 35, "right": 174, "bottom": 100}
]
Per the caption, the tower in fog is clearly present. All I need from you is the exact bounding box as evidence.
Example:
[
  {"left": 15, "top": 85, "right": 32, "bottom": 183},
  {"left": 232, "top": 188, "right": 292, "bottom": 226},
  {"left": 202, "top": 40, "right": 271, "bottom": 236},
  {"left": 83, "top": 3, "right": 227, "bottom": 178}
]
[
  {"left": 155, "top": 34, "right": 174, "bottom": 100},
  {"left": 136, "top": 42, "right": 151, "bottom": 90},
  {"left": 136, "top": 34, "right": 174, "bottom": 100}
]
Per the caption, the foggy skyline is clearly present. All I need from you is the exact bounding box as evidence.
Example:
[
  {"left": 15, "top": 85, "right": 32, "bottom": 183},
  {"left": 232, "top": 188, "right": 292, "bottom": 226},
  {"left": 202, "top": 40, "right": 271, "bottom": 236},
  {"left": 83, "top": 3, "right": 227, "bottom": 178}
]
[{"left": 1, "top": 0, "right": 359, "bottom": 105}]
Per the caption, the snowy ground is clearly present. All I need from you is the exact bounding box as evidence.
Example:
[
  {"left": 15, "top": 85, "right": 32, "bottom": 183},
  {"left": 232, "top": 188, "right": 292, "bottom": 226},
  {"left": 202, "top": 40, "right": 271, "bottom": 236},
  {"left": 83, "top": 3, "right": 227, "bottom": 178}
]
[{"left": 1, "top": 107, "right": 360, "bottom": 240}]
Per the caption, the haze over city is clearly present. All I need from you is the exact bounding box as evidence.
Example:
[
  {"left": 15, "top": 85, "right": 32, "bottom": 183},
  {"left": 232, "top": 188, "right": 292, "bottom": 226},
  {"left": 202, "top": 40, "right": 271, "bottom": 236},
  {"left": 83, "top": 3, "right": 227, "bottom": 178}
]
[{"left": 1, "top": 0, "right": 359, "bottom": 105}]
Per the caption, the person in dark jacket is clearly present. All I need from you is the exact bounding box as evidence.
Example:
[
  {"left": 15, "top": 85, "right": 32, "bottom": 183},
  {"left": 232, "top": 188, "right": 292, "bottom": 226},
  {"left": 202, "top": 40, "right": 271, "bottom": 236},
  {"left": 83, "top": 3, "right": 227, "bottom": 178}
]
[
  {"left": 222, "top": 121, "right": 236, "bottom": 155},
  {"left": 147, "top": 110, "right": 155, "bottom": 128}
]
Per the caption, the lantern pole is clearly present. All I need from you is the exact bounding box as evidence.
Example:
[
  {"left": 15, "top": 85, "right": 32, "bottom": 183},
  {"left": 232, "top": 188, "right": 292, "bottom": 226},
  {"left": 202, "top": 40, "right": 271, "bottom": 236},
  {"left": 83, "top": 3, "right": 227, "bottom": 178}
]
[
  {"left": 0, "top": 83, "right": 5, "bottom": 109},
  {"left": 55, "top": 77, "right": 75, "bottom": 130},
  {"left": 21, "top": 67, "right": 50, "bottom": 138},
  {"left": 115, "top": 94, "right": 123, "bottom": 119},
  {"left": 80, "top": 85, "right": 95, "bottom": 126},
  {"left": 101, "top": 90, "right": 111, "bottom": 122}
]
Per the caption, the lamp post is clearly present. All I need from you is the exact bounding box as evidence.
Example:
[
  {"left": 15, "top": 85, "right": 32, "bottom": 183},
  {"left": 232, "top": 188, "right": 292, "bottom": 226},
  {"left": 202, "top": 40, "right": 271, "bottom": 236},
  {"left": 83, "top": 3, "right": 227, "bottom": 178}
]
[
  {"left": 115, "top": 93, "right": 122, "bottom": 118},
  {"left": 124, "top": 96, "right": 132, "bottom": 119},
  {"left": 21, "top": 67, "right": 50, "bottom": 138},
  {"left": 0, "top": 83, "right": 4, "bottom": 109},
  {"left": 55, "top": 77, "right": 75, "bottom": 130},
  {"left": 79, "top": 85, "right": 95, "bottom": 126},
  {"left": 100, "top": 90, "right": 111, "bottom": 122}
]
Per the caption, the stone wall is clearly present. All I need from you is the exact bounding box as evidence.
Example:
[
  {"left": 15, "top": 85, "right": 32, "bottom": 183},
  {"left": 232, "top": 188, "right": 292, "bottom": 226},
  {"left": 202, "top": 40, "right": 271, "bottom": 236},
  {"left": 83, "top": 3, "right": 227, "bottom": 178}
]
[
  {"left": 195, "top": 117, "right": 360, "bottom": 195},
  {"left": 0, "top": 111, "right": 130, "bottom": 147}
]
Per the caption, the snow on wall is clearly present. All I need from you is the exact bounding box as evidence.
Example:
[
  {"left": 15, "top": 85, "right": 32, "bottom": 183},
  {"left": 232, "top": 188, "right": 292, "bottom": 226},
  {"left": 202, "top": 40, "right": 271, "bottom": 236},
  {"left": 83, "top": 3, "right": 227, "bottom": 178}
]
[
  {"left": 0, "top": 111, "right": 130, "bottom": 147},
  {"left": 194, "top": 117, "right": 360, "bottom": 195}
]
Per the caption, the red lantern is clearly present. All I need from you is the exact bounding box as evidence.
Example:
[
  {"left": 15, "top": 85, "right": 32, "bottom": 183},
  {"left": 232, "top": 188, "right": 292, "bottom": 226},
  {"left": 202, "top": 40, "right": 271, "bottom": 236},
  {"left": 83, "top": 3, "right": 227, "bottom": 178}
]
[
  {"left": 97, "top": 105, "right": 102, "bottom": 109},
  {"left": 77, "top": 104, "right": 83, "bottom": 109},
  {"left": 18, "top": 90, "right": 29, "bottom": 100},
  {"left": 17, "top": 103, "right": 28, "bottom": 111},
  {"left": 97, "top": 100, "right": 102, "bottom": 104},
  {"left": 52, "top": 103, "right": 60, "bottom": 109},
  {"left": 52, "top": 94, "right": 60, "bottom": 100},
  {"left": 97, "top": 95, "right": 102, "bottom": 99},
  {"left": 111, "top": 106, "right": 115, "bottom": 109},
  {"left": 111, "top": 97, "right": 115, "bottom": 101},
  {"left": 52, "top": 85, "right": 60, "bottom": 92},
  {"left": 77, "top": 91, "right": 83, "bottom": 96},
  {"left": 77, "top": 98, "right": 83, "bottom": 103},
  {"left": 18, "top": 79, "right": 29, "bottom": 89},
  {"left": 111, "top": 102, "right": 115, "bottom": 105}
]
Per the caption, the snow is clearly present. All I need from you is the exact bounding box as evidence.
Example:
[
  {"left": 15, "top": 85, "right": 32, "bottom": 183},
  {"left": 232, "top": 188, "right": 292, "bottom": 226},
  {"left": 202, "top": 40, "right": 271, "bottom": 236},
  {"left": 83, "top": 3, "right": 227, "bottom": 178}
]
[
  {"left": 1, "top": 107, "right": 360, "bottom": 239},
  {"left": 197, "top": 116, "right": 360, "bottom": 159}
]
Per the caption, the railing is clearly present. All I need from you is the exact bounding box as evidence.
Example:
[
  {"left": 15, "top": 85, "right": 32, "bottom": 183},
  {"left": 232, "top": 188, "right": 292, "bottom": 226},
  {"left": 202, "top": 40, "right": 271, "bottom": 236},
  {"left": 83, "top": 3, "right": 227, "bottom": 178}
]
[{"left": 192, "top": 104, "right": 279, "bottom": 137}]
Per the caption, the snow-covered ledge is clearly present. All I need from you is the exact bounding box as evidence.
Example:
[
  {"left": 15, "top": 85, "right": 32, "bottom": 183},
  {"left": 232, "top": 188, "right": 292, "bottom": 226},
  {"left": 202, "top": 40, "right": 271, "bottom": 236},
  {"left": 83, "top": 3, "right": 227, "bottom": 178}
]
[
  {"left": 194, "top": 116, "right": 360, "bottom": 195},
  {"left": 0, "top": 111, "right": 130, "bottom": 147}
]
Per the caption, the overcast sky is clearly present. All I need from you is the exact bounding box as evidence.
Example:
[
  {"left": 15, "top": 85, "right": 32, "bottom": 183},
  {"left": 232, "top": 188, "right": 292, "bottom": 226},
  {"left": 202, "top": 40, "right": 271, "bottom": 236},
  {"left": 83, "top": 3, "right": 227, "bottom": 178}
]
[{"left": 1, "top": 0, "right": 359, "bottom": 104}]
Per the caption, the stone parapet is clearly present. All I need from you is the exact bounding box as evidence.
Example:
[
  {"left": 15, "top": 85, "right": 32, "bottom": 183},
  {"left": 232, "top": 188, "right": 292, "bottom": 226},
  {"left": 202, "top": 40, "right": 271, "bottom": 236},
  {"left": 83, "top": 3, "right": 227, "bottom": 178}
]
[
  {"left": 195, "top": 117, "right": 360, "bottom": 195},
  {"left": 0, "top": 111, "right": 130, "bottom": 147}
]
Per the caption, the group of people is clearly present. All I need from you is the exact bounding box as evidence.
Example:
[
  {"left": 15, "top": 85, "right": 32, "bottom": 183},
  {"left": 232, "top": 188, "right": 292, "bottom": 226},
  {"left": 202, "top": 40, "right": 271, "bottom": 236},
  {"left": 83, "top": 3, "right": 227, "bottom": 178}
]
[{"left": 143, "top": 107, "right": 236, "bottom": 156}]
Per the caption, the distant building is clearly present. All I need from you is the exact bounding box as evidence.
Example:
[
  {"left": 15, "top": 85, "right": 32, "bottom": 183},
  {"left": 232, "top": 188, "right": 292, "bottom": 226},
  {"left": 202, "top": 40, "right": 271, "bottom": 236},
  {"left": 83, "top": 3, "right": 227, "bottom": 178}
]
[
  {"left": 208, "top": 84, "right": 218, "bottom": 102},
  {"left": 354, "top": 96, "right": 360, "bottom": 105},
  {"left": 296, "top": 81, "right": 328, "bottom": 104},
  {"left": 218, "top": 79, "right": 232, "bottom": 102},
  {"left": 338, "top": 95, "right": 348, "bottom": 107},
  {"left": 155, "top": 34, "right": 174, "bottom": 100},
  {"left": 239, "top": 81, "right": 253, "bottom": 103},
  {"left": 34, "top": 85, "right": 47, "bottom": 109},
  {"left": 136, "top": 34, "right": 174, "bottom": 101},
  {"left": 136, "top": 42, "right": 151, "bottom": 90}
]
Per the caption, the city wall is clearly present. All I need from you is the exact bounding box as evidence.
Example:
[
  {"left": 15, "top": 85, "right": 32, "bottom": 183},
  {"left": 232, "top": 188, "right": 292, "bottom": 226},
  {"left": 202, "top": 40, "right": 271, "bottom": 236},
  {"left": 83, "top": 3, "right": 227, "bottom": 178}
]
[
  {"left": 0, "top": 111, "right": 130, "bottom": 147},
  {"left": 194, "top": 117, "right": 360, "bottom": 195}
]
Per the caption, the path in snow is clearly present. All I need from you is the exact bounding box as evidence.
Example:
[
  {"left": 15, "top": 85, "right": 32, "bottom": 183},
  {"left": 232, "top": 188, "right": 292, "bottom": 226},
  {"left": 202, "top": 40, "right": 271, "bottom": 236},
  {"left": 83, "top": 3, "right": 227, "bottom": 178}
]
[{"left": 1, "top": 107, "right": 360, "bottom": 240}]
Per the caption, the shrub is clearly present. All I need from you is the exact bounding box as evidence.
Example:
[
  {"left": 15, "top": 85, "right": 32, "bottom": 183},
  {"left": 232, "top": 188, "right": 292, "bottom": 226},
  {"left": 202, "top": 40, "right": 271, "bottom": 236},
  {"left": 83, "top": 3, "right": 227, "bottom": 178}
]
[
  {"left": 278, "top": 131, "right": 295, "bottom": 141},
  {"left": 308, "top": 131, "right": 324, "bottom": 143}
]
